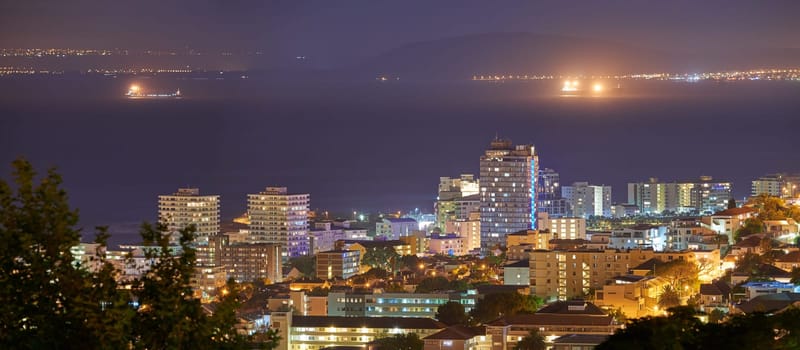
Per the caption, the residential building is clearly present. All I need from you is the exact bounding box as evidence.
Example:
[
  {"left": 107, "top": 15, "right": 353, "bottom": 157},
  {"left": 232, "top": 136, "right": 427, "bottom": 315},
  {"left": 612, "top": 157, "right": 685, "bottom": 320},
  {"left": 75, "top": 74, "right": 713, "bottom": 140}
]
[
  {"left": 316, "top": 250, "right": 360, "bottom": 280},
  {"left": 423, "top": 325, "right": 491, "bottom": 350},
  {"left": 608, "top": 225, "right": 668, "bottom": 251},
  {"left": 376, "top": 217, "right": 418, "bottom": 240},
  {"left": 429, "top": 233, "right": 467, "bottom": 256},
  {"left": 594, "top": 274, "right": 670, "bottom": 318},
  {"left": 529, "top": 248, "right": 712, "bottom": 301},
  {"left": 562, "top": 182, "right": 611, "bottom": 218},
  {"left": 485, "top": 301, "right": 619, "bottom": 349},
  {"left": 705, "top": 207, "right": 757, "bottom": 243},
  {"left": 247, "top": 187, "right": 310, "bottom": 258},
  {"left": 503, "top": 260, "right": 531, "bottom": 286},
  {"left": 436, "top": 175, "right": 480, "bottom": 229},
  {"left": 506, "top": 229, "right": 553, "bottom": 250},
  {"left": 309, "top": 221, "right": 346, "bottom": 254},
  {"left": 751, "top": 173, "right": 800, "bottom": 198},
  {"left": 611, "top": 203, "right": 640, "bottom": 218},
  {"left": 445, "top": 211, "right": 481, "bottom": 252},
  {"left": 479, "top": 138, "right": 538, "bottom": 251},
  {"left": 538, "top": 168, "right": 571, "bottom": 218},
  {"left": 270, "top": 313, "right": 445, "bottom": 350},
  {"left": 628, "top": 177, "right": 732, "bottom": 215},
  {"left": 218, "top": 241, "right": 283, "bottom": 284},
  {"left": 537, "top": 212, "right": 586, "bottom": 240},
  {"left": 158, "top": 188, "right": 220, "bottom": 243},
  {"left": 327, "top": 290, "right": 479, "bottom": 318}
]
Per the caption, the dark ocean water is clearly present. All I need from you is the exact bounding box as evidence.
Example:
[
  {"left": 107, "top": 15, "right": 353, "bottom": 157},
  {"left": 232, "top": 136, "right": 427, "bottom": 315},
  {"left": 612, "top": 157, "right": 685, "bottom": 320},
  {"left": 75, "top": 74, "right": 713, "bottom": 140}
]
[{"left": 1, "top": 75, "right": 799, "bottom": 245}]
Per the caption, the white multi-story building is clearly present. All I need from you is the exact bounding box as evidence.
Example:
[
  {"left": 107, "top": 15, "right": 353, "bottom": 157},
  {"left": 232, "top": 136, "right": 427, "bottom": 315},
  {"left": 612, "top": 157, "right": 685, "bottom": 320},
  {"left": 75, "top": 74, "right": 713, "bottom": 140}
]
[
  {"left": 375, "top": 217, "right": 418, "bottom": 240},
  {"left": 608, "top": 225, "right": 668, "bottom": 251},
  {"left": 247, "top": 187, "right": 310, "bottom": 258},
  {"left": 479, "top": 138, "right": 539, "bottom": 251},
  {"left": 537, "top": 212, "right": 586, "bottom": 240},
  {"left": 752, "top": 173, "right": 800, "bottom": 198},
  {"left": 429, "top": 233, "right": 467, "bottom": 256},
  {"left": 158, "top": 188, "right": 220, "bottom": 243},
  {"left": 562, "top": 182, "right": 612, "bottom": 218},
  {"left": 309, "top": 222, "right": 346, "bottom": 255}
]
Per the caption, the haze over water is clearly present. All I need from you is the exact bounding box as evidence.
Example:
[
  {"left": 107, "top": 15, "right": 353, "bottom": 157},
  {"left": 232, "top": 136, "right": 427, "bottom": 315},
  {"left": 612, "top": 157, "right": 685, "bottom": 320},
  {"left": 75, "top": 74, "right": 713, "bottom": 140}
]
[{"left": 2, "top": 76, "right": 799, "bottom": 245}]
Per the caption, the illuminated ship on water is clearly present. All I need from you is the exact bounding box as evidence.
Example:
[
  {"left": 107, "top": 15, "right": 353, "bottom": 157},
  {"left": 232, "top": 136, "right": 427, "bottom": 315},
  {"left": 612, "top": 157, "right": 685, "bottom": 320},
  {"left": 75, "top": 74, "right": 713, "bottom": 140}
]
[{"left": 125, "top": 85, "right": 181, "bottom": 99}]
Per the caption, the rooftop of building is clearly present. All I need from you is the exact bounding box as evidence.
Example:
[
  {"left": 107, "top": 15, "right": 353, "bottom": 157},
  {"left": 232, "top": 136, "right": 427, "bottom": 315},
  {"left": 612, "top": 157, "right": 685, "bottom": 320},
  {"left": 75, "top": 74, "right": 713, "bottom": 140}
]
[
  {"left": 734, "top": 235, "right": 764, "bottom": 248},
  {"left": 384, "top": 217, "right": 418, "bottom": 223},
  {"left": 317, "top": 249, "right": 358, "bottom": 254},
  {"left": 777, "top": 251, "right": 800, "bottom": 263},
  {"left": 630, "top": 258, "right": 665, "bottom": 272},
  {"left": 731, "top": 263, "right": 790, "bottom": 278},
  {"left": 699, "top": 280, "right": 732, "bottom": 296},
  {"left": 552, "top": 334, "right": 610, "bottom": 345},
  {"left": 504, "top": 260, "right": 531, "bottom": 268},
  {"left": 424, "top": 325, "right": 486, "bottom": 340},
  {"left": 292, "top": 315, "right": 445, "bottom": 329},
  {"left": 734, "top": 293, "right": 800, "bottom": 314},
  {"left": 487, "top": 301, "right": 611, "bottom": 327}
]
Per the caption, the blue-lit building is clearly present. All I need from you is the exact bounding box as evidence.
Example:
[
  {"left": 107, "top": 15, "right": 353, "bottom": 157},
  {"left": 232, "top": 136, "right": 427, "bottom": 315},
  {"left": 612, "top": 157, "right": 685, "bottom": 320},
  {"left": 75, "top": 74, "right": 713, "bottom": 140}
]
[{"left": 479, "top": 138, "right": 539, "bottom": 252}]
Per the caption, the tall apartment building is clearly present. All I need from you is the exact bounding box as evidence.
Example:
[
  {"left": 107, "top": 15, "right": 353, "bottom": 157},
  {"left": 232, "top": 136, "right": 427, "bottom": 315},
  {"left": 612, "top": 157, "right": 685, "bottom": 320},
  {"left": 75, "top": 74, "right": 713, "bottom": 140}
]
[
  {"left": 247, "top": 187, "right": 310, "bottom": 258},
  {"left": 435, "top": 175, "right": 480, "bottom": 230},
  {"left": 752, "top": 173, "right": 800, "bottom": 198},
  {"left": 158, "top": 188, "right": 220, "bottom": 243},
  {"left": 628, "top": 176, "right": 732, "bottom": 215},
  {"left": 200, "top": 235, "right": 283, "bottom": 284},
  {"left": 537, "top": 168, "right": 571, "bottom": 218},
  {"left": 562, "top": 182, "right": 612, "bottom": 218},
  {"left": 479, "top": 138, "right": 539, "bottom": 251}
]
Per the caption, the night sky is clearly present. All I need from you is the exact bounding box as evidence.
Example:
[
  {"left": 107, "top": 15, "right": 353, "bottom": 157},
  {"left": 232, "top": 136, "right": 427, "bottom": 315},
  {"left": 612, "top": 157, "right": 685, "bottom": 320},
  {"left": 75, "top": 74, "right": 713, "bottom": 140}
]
[{"left": 2, "top": 1, "right": 799, "bottom": 67}]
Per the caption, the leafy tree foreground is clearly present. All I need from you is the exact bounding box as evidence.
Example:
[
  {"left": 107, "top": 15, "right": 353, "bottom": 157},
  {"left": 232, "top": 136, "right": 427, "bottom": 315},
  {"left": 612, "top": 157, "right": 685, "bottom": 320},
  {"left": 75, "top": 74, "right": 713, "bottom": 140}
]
[{"left": 0, "top": 159, "right": 276, "bottom": 349}]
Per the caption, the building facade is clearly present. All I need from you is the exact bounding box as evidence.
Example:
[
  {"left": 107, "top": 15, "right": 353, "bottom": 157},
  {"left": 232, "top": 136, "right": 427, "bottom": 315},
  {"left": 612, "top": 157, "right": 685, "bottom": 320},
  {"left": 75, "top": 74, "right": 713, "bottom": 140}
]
[
  {"left": 479, "top": 138, "right": 539, "bottom": 251},
  {"left": 538, "top": 168, "right": 571, "bottom": 218},
  {"left": 375, "top": 218, "right": 418, "bottom": 240},
  {"left": 247, "top": 187, "right": 310, "bottom": 258},
  {"left": 537, "top": 212, "right": 586, "bottom": 240},
  {"left": 158, "top": 188, "right": 220, "bottom": 243},
  {"left": 316, "top": 250, "right": 360, "bottom": 280},
  {"left": 562, "top": 182, "right": 611, "bottom": 218},
  {"left": 628, "top": 177, "right": 732, "bottom": 215}
]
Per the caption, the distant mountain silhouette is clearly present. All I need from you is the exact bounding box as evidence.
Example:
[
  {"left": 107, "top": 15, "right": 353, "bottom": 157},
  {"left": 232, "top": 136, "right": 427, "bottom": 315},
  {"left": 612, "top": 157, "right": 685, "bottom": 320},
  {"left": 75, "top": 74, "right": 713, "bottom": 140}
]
[{"left": 349, "top": 33, "right": 800, "bottom": 80}]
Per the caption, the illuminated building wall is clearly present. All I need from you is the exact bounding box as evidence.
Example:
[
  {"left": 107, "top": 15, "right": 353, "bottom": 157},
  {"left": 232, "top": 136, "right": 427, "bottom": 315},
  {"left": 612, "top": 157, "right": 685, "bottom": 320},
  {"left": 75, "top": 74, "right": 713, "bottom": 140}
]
[
  {"left": 270, "top": 313, "right": 445, "bottom": 350},
  {"left": 315, "top": 250, "right": 360, "bottom": 280},
  {"left": 158, "top": 188, "right": 219, "bottom": 243},
  {"left": 327, "top": 290, "right": 478, "bottom": 318},
  {"left": 562, "top": 182, "right": 612, "bottom": 218},
  {"left": 247, "top": 187, "right": 310, "bottom": 258},
  {"left": 529, "top": 249, "right": 711, "bottom": 301},
  {"left": 479, "top": 138, "right": 538, "bottom": 251}
]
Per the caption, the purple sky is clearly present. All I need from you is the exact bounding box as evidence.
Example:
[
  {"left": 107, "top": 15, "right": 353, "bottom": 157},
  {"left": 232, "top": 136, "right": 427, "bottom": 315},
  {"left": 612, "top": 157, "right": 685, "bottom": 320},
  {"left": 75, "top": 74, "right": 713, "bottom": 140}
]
[{"left": 2, "top": 1, "right": 799, "bottom": 66}]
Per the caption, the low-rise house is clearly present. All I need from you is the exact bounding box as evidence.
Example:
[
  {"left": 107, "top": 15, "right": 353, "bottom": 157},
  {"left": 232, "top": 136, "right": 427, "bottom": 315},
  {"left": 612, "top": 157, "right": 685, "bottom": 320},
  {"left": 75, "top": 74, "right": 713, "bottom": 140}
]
[
  {"left": 699, "top": 280, "right": 732, "bottom": 307},
  {"left": 732, "top": 293, "right": 800, "bottom": 314},
  {"left": 742, "top": 281, "right": 799, "bottom": 301},
  {"left": 422, "top": 325, "right": 490, "bottom": 350},
  {"left": 485, "top": 300, "right": 619, "bottom": 349}
]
